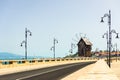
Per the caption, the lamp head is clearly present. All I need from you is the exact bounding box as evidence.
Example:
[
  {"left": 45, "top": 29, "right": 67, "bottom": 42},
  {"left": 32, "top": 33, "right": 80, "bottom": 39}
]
[
  {"left": 30, "top": 33, "right": 32, "bottom": 36},
  {"left": 20, "top": 44, "right": 23, "bottom": 47},
  {"left": 116, "top": 33, "right": 119, "bottom": 38},
  {"left": 101, "top": 17, "right": 104, "bottom": 23}
]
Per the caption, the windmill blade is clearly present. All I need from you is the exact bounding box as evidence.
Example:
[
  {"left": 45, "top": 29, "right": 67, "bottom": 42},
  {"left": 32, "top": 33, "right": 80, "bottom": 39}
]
[
  {"left": 84, "top": 34, "right": 86, "bottom": 38},
  {"left": 72, "top": 43, "right": 77, "bottom": 49},
  {"left": 76, "top": 34, "right": 80, "bottom": 40},
  {"left": 72, "top": 38, "right": 78, "bottom": 43},
  {"left": 79, "top": 33, "right": 82, "bottom": 38}
]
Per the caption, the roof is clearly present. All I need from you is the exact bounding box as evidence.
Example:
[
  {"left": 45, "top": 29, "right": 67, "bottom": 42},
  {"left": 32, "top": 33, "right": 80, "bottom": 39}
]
[
  {"left": 82, "top": 38, "right": 92, "bottom": 45},
  {"left": 78, "top": 38, "right": 92, "bottom": 46}
]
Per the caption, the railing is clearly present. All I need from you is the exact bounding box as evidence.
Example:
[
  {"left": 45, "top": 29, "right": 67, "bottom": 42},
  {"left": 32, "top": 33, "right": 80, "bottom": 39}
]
[{"left": 0, "top": 57, "right": 99, "bottom": 69}]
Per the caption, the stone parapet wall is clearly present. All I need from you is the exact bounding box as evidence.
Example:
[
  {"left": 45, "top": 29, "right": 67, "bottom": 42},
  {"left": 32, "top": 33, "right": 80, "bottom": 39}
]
[{"left": 0, "top": 57, "right": 99, "bottom": 69}]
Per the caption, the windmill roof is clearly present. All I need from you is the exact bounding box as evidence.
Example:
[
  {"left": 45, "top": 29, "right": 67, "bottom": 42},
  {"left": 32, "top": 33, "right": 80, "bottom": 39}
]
[
  {"left": 77, "top": 38, "right": 92, "bottom": 46},
  {"left": 82, "top": 38, "right": 92, "bottom": 45}
]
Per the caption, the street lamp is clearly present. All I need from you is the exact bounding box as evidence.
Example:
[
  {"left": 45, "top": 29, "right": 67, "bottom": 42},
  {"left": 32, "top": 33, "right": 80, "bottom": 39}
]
[
  {"left": 102, "top": 31, "right": 109, "bottom": 64},
  {"left": 101, "top": 10, "right": 119, "bottom": 68},
  {"left": 50, "top": 38, "right": 58, "bottom": 59},
  {"left": 69, "top": 43, "right": 76, "bottom": 54},
  {"left": 21, "top": 28, "right": 32, "bottom": 60},
  {"left": 111, "top": 29, "right": 119, "bottom": 38}
]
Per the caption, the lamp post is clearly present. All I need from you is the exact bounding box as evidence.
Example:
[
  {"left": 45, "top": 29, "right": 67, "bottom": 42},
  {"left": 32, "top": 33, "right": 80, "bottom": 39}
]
[
  {"left": 69, "top": 43, "right": 75, "bottom": 54},
  {"left": 51, "top": 38, "right": 58, "bottom": 59},
  {"left": 102, "top": 31, "right": 109, "bottom": 64},
  {"left": 69, "top": 43, "right": 76, "bottom": 57},
  {"left": 101, "top": 10, "right": 119, "bottom": 67},
  {"left": 21, "top": 28, "right": 32, "bottom": 60}
]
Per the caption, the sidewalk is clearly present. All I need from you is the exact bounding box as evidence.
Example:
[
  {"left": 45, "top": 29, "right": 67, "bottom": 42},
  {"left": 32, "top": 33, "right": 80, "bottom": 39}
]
[
  {"left": 111, "top": 60, "right": 120, "bottom": 79},
  {"left": 62, "top": 59, "right": 119, "bottom": 80}
]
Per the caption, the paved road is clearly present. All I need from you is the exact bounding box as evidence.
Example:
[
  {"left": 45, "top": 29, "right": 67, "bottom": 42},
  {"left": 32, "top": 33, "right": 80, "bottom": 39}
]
[{"left": 0, "top": 61, "right": 95, "bottom": 80}]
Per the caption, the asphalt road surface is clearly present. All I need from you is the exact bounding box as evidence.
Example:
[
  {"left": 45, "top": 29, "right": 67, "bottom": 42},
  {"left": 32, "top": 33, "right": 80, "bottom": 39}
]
[{"left": 0, "top": 61, "right": 95, "bottom": 80}]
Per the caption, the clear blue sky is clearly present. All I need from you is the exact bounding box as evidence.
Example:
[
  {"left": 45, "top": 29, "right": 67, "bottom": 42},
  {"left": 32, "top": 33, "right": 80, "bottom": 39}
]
[{"left": 0, "top": 0, "right": 120, "bottom": 57}]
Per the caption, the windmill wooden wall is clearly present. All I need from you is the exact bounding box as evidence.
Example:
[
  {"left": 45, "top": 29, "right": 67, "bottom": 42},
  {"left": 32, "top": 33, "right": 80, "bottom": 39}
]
[{"left": 77, "top": 38, "right": 92, "bottom": 57}]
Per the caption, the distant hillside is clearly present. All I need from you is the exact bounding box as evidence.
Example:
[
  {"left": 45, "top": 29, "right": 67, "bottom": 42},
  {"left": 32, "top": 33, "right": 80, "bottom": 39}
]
[
  {"left": 0, "top": 52, "right": 44, "bottom": 60},
  {"left": 0, "top": 52, "right": 23, "bottom": 60}
]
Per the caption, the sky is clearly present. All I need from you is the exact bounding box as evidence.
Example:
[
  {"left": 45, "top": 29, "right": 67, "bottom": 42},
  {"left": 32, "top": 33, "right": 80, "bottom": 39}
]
[{"left": 0, "top": 0, "right": 120, "bottom": 57}]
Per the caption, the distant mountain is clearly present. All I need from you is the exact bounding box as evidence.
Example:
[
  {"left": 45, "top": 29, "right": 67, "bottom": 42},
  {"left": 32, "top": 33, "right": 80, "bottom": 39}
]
[{"left": 0, "top": 52, "right": 23, "bottom": 60}]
